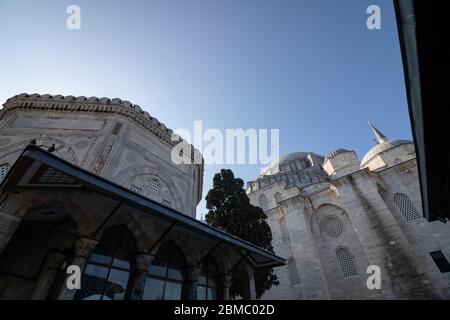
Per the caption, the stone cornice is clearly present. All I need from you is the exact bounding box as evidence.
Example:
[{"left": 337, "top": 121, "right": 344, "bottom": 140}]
[
  {"left": 2, "top": 93, "right": 176, "bottom": 144},
  {"left": 1, "top": 93, "right": 204, "bottom": 204}
]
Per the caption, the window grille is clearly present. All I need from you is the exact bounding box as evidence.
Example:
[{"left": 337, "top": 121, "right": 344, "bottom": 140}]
[
  {"left": 286, "top": 258, "right": 301, "bottom": 286},
  {"left": 336, "top": 247, "right": 358, "bottom": 278},
  {"left": 393, "top": 193, "right": 421, "bottom": 221},
  {"left": 145, "top": 178, "right": 160, "bottom": 193},
  {"left": 0, "top": 163, "right": 10, "bottom": 183},
  {"left": 129, "top": 184, "right": 142, "bottom": 194},
  {"left": 162, "top": 199, "right": 171, "bottom": 207},
  {"left": 278, "top": 216, "right": 290, "bottom": 244},
  {"left": 320, "top": 216, "right": 344, "bottom": 238}
]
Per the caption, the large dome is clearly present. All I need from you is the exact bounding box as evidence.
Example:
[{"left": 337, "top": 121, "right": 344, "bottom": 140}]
[
  {"left": 324, "top": 148, "right": 351, "bottom": 161},
  {"left": 361, "top": 139, "right": 412, "bottom": 165},
  {"left": 261, "top": 151, "right": 323, "bottom": 176}
]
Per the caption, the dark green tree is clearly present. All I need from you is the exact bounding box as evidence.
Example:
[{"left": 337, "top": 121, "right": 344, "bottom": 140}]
[{"left": 205, "top": 169, "right": 278, "bottom": 299}]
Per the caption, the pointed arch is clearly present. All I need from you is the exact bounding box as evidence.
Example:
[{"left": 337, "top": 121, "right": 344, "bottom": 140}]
[
  {"left": 113, "top": 165, "right": 184, "bottom": 212},
  {"left": 143, "top": 241, "right": 187, "bottom": 300},
  {"left": 74, "top": 225, "right": 137, "bottom": 300},
  {"left": 274, "top": 192, "right": 282, "bottom": 204},
  {"left": 197, "top": 256, "right": 220, "bottom": 300},
  {"left": 258, "top": 194, "right": 268, "bottom": 211}
]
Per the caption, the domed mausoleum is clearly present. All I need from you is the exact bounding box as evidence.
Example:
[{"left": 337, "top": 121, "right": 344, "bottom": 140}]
[{"left": 0, "top": 93, "right": 284, "bottom": 300}]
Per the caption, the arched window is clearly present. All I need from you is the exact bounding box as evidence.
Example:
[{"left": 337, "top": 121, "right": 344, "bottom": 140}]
[
  {"left": 274, "top": 192, "right": 282, "bottom": 204},
  {"left": 336, "top": 247, "right": 358, "bottom": 278},
  {"left": 259, "top": 194, "right": 268, "bottom": 211},
  {"left": 286, "top": 257, "right": 301, "bottom": 286},
  {"left": 74, "top": 225, "right": 136, "bottom": 300},
  {"left": 143, "top": 242, "right": 186, "bottom": 300},
  {"left": 146, "top": 178, "right": 160, "bottom": 193},
  {"left": 197, "top": 258, "right": 219, "bottom": 300},
  {"left": 0, "top": 163, "right": 10, "bottom": 183},
  {"left": 393, "top": 193, "right": 421, "bottom": 221},
  {"left": 278, "top": 216, "right": 290, "bottom": 244}
]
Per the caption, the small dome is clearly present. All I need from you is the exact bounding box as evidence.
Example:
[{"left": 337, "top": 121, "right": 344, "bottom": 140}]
[
  {"left": 325, "top": 148, "right": 350, "bottom": 161},
  {"left": 361, "top": 139, "right": 412, "bottom": 165}
]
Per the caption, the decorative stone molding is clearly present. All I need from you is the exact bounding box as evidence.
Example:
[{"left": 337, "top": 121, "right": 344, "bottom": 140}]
[
  {"left": 2, "top": 93, "right": 197, "bottom": 153},
  {"left": 114, "top": 165, "right": 185, "bottom": 212},
  {"left": 1, "top": 93, "right": 204, "bottom": 204},
  {"left": 4, "top": 191, "right": 95, "bottom": 236},
  {"left": 2, "top": 94, "right": 173, "bottom": 141},
  {"left": 0, "top": 138, "right": 78, "bottom": 165}
]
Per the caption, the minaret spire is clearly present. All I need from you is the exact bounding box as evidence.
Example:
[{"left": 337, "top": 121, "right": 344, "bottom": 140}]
[{"left": 368, "top": 122, "right": 388, "bottom": 144}]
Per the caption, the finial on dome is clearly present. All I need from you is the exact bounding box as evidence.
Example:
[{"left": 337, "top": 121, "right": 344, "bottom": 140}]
[{"left": 368, "top": 122, "right": 388, "bottom": 144}]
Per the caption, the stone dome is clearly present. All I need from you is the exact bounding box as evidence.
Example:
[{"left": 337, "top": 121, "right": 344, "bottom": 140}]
[
  {"left": 361, "top": 139, "right": 412, "bottom": 165},
  {"left": 261, "top": 152, "right": 323, "bottom": 176}
]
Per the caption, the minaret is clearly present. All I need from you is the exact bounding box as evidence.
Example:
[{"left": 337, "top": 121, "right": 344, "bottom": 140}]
[{"left": 368, "top": 122, "right": 388, "bottom": 144}]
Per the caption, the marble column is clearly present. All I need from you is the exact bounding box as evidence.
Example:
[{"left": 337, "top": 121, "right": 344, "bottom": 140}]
[
  {"left": 31, "top": 251, "right": 66, "bottom": 300},
  {"left": 221, "top": 274, "right": 233, "bottom": 300},
  {"left": 248, "top": 269, "right": 257, "bottom": 300},
  {"left": 56, "top": 237, "right": 98, "bottom": 300},
  {"left": 130, "top": 253, "right": 154, "bottom": 300},
  {"left": 186, "top": 266, "right": 202, "bottom": 300}
]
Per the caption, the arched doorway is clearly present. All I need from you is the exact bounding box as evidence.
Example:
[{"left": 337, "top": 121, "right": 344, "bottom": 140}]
[{"left": 0, "top": 205, "right": 78, "bottom": 299}]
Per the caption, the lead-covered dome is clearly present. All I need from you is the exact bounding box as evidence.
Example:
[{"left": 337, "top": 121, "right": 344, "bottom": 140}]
[
  {"left": 247, "top": 151, "right": 327, "bottom": 192},
  {"left": 361, "top": 122, "right": 413, "bottom": 166},
  {"left": 261, "top": 152, "right": 315, "bottom": 175},
  {"left": 361, "top": 139, "right": 412, "bottom": 165}
]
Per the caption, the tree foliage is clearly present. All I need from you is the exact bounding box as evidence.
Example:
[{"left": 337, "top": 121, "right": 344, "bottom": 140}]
[{"left": 205, "top": 169, "right": 278, "bottom": 299}]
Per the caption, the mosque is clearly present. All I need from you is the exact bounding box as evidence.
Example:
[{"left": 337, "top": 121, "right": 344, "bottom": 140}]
[
  {"left": 1, "top": 92, "right": 449, "bottom": 300},
  {"left": 246, "top": 123, "right": 450, "bottom": 299}
]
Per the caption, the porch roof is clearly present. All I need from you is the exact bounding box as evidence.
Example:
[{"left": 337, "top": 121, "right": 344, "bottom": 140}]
[{"left": 0, "top": 145, "right": 285, "bottom": 269}]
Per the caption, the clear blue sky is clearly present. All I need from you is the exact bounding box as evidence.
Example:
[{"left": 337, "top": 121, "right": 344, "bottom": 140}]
[{"left": 0, "top": 0, "right": 411, "bottom": 219}]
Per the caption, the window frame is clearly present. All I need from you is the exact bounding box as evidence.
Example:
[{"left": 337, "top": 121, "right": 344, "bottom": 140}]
[
  {"left": 430, "top": 250, "right": 450, "bottom": 273},
  {"left": 144, "top": 241, "right": 187, "bottom": 300},
  {"left": 197, "top": 257, "right": 219, "bottom": 300},
  {"left": 74, "top": 225, "right": 137, "bottom": 301}
]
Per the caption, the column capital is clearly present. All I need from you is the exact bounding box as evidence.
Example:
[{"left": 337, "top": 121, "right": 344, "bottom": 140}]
[
  {"left": 74, "top": 237, "right": 98, "bottom": 257},
  {"left": 136, "top": 253, "right": 154, "bottom": 271},
  {"left": 187, "top": 265, "right": 203, "bottom": 280},
  {"left": 186, "top": 265, "right": 203, "bottom": 300},
  {"left": 222, "top": 274, "right": 233, "bottom": 288}
]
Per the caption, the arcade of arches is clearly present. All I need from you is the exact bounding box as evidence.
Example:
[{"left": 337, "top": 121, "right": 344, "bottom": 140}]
[{"left": 0, "top": 204, "right": 259, "bottom": 300}]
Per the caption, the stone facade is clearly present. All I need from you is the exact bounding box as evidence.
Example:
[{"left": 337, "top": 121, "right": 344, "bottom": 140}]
[
  {"left": 0, "top": 93, "right": 203, "bottom": 218},
  {"left": 0, "top": 93, "right": 265, "bottom": 300},
  {"left": 247, "top": 124, "right": 450, "bottom": 300}
]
